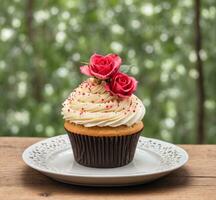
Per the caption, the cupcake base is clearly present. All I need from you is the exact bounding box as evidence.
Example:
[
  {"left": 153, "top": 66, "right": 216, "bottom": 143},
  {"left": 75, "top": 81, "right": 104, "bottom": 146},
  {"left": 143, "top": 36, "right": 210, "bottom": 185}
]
[{"left": 67, "top": 131, "right": 141, "bottom": 168}]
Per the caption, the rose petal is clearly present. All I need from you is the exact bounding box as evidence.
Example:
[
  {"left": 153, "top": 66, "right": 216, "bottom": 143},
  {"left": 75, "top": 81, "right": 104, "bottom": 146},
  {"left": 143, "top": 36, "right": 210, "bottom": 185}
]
[
  {"left": 106, "top": 72, "right": 138, "bottom": 98},
  {"left": 80, "top": 65, "right": 92, "bottom": 76},
  {"left": 105, "top": 83, "right": 115, "bottom": 96},
  {"left": 90, "top": 54, "right": 103, "bottom": 65},
  {"left": 115, "top": 82, "right": 124, "bottom": 92},
  {"left": 106, "top": 54, "right": 122, "bottom": 68},
  {"left": 84, "top": 53, "right": 122, "bottom": 79},
  {"left": 107, "top": 54, "right": 121, "bottom": 73},
  {"left": 91, "top": 71, "right": 110, "bottom": 80},
  {"left": 115, "top": 92, "right": 130, "bottom": 98},
  {"left": 105, "top": 83, "right": 111, "bottom": 92},
  {"left": 130, "top": 78, "right": 138, "bottom": 92}
]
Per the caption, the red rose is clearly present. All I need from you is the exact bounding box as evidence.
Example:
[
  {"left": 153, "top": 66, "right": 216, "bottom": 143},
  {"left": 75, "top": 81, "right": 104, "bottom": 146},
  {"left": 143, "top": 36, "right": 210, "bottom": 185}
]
[
  {"left": 105, "top": 72, "right": 137, "bottom": 98},
  {"left": 80, "top": 53, "right": 121, "bottom": 80}
]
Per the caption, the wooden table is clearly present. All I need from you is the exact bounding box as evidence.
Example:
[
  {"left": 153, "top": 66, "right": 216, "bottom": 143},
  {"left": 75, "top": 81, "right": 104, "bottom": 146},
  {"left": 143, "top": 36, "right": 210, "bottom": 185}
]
[{"left": 0, "top": 137, "right": 215, "bottom": 200}]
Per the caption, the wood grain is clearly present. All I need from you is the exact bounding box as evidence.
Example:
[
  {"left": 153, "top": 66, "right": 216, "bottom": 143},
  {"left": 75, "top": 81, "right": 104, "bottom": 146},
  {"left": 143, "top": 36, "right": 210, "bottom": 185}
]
[{"left": 0, "top": 137, "right": 216, "bottom": 200}]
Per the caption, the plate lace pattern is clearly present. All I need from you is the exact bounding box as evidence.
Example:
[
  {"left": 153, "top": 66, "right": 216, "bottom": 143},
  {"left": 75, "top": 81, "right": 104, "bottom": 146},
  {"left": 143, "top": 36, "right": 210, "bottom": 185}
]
[
  {"left": 26, "top": 135, "right": 184, "bottom": 173},
  {"left": 137, "top": 138, "right": 182, "bottom": 171}
]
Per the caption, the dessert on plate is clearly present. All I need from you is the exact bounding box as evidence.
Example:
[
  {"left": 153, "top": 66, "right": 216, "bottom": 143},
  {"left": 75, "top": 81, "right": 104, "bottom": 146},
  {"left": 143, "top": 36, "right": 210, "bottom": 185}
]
[{"left": 62, "top": 53, "right": 145, "bottom": 168}]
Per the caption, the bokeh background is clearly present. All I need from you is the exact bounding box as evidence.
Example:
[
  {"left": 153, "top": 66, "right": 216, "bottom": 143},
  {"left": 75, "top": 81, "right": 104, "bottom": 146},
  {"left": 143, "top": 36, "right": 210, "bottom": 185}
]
[{"left": 0, "top": 0, "right": 215, "bottom": 143}]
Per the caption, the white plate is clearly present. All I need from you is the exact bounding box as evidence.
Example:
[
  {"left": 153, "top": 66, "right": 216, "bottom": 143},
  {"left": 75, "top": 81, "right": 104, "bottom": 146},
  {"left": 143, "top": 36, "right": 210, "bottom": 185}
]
[{"left": 22, "top": 135, "right": 188, "bottom": 186}]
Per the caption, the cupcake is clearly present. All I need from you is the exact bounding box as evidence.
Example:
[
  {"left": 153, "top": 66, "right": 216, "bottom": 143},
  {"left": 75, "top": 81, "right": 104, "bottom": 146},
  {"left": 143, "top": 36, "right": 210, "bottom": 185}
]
[{"left": 62, "top": 53, "right": 145, "bottom": 168}]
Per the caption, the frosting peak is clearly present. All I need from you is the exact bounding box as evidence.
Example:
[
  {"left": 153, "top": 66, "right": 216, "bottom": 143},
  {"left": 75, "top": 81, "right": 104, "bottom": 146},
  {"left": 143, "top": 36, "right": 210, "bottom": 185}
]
[{"left": 62, "top": 78, "right": 145, "bottom": 127}]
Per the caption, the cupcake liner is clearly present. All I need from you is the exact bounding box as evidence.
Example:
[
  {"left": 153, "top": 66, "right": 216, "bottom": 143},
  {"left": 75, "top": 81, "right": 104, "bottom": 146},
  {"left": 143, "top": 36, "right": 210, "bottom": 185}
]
[{"left": 66, "top": 131, "right": 141, "bottom": 168}]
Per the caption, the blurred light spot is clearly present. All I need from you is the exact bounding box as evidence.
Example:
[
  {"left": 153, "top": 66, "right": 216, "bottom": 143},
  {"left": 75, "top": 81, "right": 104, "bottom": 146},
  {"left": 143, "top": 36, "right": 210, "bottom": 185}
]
[
  {"left": 200, "top": 49, "right": 208, "bottom": 61},
  {"left": 11, "top": 125, "right": 19, "bottom": 135},
  {"left": 69, "top": 19, "right": 80, "bottom": 31},
  {"left": 162, "top": 2, "right": 171, "bottom": 10},
  {"left": 128, "top": 49, "right": 136, "bottom": 58},
  {"left": 166, "top": 101, "right": 176, "bottom": 117},
  {"left": 115, "top": 5, "right": 122, "bottom": 13},
  {"left": 155, "top": 6, "right": 162, "bottom": 13},
  {"left": 161, "top": 130, "right": 172, "bottom": 141},
  {"left": 174, "top": 36, "right": 182, "bottom": 45},
  {"left": 209, "top": 7, "right": 216, "bottom": 19},
  {"left": 202, "top": 7, "right": 216, "bottom": 19},
  {"left": 161, "top": 59, "right": 173, "bottom": 72},
  {"left": 72, "top": 53, "right": 80, "bottom": 61},
  {"left": 19, "top": 111, "right": 30, "bottom": 125},
  {"left": 44, "top": 84, "right": 54, "bottom": 95},
  {"left": 35, "top": 124, "right": 43, "bottom": 133},
  {"left": 131, "top": 20, "right": 141, "bottom": 29},
  {"left": 110, "top": 42, "right": 123, "bottom": 53},
  {"left": 160, "top": 72, "right": 169, "bottom": 82},
  {"left": 12, "top": 18, "right": 21, "bottom": 28},
  {"left": 182, "top": 0, "right": 193, "bottom": 7},
  {"left": 62, "top": 11, "right": 70, "bottom": 20},
  {"left": 45, "top": 126, "right": 55, "bottom": 137},
  {"left": 11, "top": 47, "right": 21, "bottom": 56},
  {"left": 66, "top": 1, "right": 77, "bottom": 8},
  {"left": 189, "top": 51, "right": 197, "bottom": 62},
  {"left": 7, "top": 110, "right": 30, "bottom": 126},
  {"left": 42, "top": 104, "right": 51, "bottom": 113},
  {"left": 145, "top": 60, "right": 154, "bottom": 69},
  {"left": 58, "top": 22, "right": 66, "bottom": 31},
  {"left": 131, "top": 66, "right": 139, "bottom": 75},
  {"left": 153, "top": 41, "right": 162, "bottom": 53},
  {"left": 39, "top": 59, "right": 46, "bottom": 68},
  {"left": 64, "top": 61, "right": 72, "bottom": 68},
  {"left": 56, "top": 31, "right": 66, "bottom": 43},
  {"left": 106, "top": 10, "right": 114, "bottom": 18},
  {"left": 8, "top": 6, "right": 15, "bottom": 14},
  {"left": 169, "top": 88, "right": 180, "bottom": 98},
  {"left": 141, "top": 4, "right": 154, "bottom": 16},
  {"left": 189, "top": 69, "right": 199, "bottom": 79},
  {"left": 125, "top": 0, "right": 133, "bottom": 5},
  {"left": 145, "top": 45, "right": 154, "bottom": 54},
  {"left": 50, "top": 7, "right": 59, "bottom": 15},
  {"left": 120, "top": 65, "right": 130, "bottom": 73},
  {"left": 202, "top": 9, "right": 209, "bottom": 18},
  {"left": 0, "top": 60, "right": 6, "bottom": 70},
  {"left": 143, "top": 98, "right": 151, "bottom": 107},
  {"left": 164, "top": 118, "right": 175, "bottom": 128},
  {"left": 160, "top": 33, "right": 168, "bottom": 42},
  {"left": 56, "top": 67, "right": 68, "bottom": 78},
  {"left": 172, "top": 10, "right": 181, "bottom": 24},
  {"left": 0, "top": 28, "right": 14, "bottom": 41},
  {"left": 111, "top": 24, "right": 124, "bottom": 34},
  {"left": 17, "top": 81, "right": 27, "bottom": 98},
  {"left": 205, "top": 100, "right": 215, "bottom": 110},
  {"left": 176, "top": 64, "right": 186, "bottom": 75},
  {"left": 34, "top": 10, "right": 50, "bottom": 23},
  {"left": 23, "top": 44, "right": 33, "bottom": 54}
]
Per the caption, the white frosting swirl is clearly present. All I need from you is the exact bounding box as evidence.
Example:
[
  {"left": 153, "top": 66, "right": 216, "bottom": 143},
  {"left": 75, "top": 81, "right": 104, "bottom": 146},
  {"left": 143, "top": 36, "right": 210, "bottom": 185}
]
[{"left": 61, "top": 78, "right": 145, "bottom": 127}]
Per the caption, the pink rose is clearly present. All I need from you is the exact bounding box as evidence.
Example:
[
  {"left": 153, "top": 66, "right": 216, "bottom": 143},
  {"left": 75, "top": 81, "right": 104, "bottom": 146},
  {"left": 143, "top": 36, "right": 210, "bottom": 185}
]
[
  {"left": 80, "top": 53, "right": 121, "bottom": 80},
  {"left": 105, "top": 72, "right": 137, "bottom": 98}
]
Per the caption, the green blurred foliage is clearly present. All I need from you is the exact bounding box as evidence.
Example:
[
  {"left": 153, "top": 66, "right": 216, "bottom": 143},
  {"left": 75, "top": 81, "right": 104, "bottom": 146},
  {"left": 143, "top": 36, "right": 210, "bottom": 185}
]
[{"left": 0, "top": 0, "right": 215, "bottom": 143}]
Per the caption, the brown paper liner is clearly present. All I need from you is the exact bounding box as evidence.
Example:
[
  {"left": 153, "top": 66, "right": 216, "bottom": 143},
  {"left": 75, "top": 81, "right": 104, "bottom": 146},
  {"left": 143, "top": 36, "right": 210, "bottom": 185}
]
[{"left": 66, "top": 130, "right": 141, "bottom": 168}]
